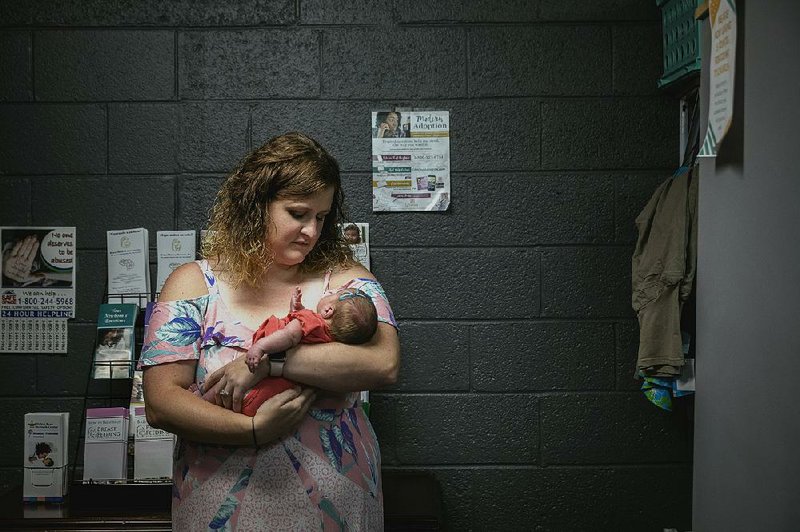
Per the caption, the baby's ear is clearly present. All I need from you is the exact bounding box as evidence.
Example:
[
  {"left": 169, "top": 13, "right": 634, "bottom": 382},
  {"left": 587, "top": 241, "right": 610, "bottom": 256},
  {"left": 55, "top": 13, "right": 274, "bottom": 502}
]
[{"left": 320, "top": 303, "right": 336, "bottom": 319}]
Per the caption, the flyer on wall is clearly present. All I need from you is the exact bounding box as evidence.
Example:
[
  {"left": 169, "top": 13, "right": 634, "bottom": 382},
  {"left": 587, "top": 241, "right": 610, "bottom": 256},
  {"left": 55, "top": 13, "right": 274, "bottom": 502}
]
[
  {"left": 371, "top": 110, "right": 451, "bottom": 212},
  {"left": 698, "top": 0, "right": 736, "bottom": 157},
  {"left": 340, "top": 222, "right": 370, "bottom": 270},
  {"left": 0, "top": 226, "right": 76, "bottom": 353}
]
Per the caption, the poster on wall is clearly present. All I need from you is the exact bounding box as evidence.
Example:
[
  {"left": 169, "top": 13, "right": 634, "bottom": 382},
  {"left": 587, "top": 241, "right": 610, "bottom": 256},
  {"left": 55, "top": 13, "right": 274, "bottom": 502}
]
[
  {"left": 698, "top": 0, "right": 737, "bottom": 158},
  {"left": 371, "top": 110, "right": 450, "bottom": 212},
  {"left": 0, "top": 226, "right": 76, "bottom": 353}
]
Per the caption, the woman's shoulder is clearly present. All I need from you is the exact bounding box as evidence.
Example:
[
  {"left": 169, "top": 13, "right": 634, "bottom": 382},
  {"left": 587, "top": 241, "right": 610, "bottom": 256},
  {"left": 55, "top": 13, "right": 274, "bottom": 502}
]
[
  {"left": 159, "top": 261, "right": 208, "bottom": 302},
  {"left": 328, "top": 260, "right": 375, "bottom": 287}
]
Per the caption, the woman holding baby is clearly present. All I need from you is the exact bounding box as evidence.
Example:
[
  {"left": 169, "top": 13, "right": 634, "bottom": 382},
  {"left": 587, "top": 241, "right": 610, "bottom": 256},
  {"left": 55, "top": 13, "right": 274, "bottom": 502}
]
[{"left": 140, "top": 132, "right": 399, "bottom": 530}]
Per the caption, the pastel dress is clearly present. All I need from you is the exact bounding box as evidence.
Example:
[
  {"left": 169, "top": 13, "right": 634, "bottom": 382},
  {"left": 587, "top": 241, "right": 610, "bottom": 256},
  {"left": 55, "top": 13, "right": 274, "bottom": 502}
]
[
  {"left": 241, "top": 309, "right": 334, "bottom": 417},
  {"left": 138, "top": 260, "right": 398, "bottom": 531}
]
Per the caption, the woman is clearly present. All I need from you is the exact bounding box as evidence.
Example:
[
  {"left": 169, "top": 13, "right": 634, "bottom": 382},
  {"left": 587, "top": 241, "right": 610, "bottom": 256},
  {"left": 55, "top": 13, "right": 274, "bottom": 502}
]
[
  {"left": 140, "top": 132, "right": 400, "bottom": 530},
  {"left": 375, "top": 111, "right": 401, "bottom": 138}
]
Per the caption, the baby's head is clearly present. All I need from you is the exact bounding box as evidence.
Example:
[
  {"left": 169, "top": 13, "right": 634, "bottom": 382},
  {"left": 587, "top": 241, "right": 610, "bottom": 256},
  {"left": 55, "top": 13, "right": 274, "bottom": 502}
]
[{"left": 316, "top": 288, "right": 378, "bottom": 344}]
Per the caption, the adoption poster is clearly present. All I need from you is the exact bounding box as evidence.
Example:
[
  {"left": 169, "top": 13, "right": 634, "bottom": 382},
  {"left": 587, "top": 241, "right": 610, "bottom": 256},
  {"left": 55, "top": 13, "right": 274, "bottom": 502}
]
[
  {"left": 0, "top": 227, "right": 76, "bottom": 353},
  {"left": 371, "top": 110, "right": 451, "bottom": 212}
]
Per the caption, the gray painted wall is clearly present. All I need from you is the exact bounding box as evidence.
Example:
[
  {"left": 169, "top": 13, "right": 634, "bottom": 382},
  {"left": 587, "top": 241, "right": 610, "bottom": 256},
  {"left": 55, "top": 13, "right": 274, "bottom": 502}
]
[
  {"left": 1, "top": 1, "right": 691, "bottom": 529},
  {"left": 693, "top": 1, "right": 800, "bottom": 530}
]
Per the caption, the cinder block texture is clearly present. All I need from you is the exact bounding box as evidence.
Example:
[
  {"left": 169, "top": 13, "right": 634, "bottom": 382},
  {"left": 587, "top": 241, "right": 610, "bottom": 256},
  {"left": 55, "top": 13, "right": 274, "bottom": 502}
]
[
  {"left": 616, "top": 320, "right": 641, "bottom": 391},
  {"left": 0, "top": 31, "right": 32, "bottom": 101},
  {"left": 398, "top": 0, "right": 538, "bottom": 23},
  {"left": 0, "top": 177, "right": 30, "bottom": 225},
  {"left": 35, "top": 30, "right": 174, "bottom": 101},
  {"left": 541, "top": 98, "right": 678, "bottom": 170},
  {"left": 251, "top": 101, "right": 374, "bottom": 173},
  {"left": 540, "top": 246, "right": 633, "bottom": 318},
  {"left": 179, "top": 102, "right": 250, "bottom": 172},
  {"left": 340, "top": 172, "right": 471, "bottom": 247},
  {"left": 541, "top": 393, "right": 692, "bottom": 464},
  {"left": 472, "top": 322, "right": 616, "bottom": 391},
  {"left": 392, "top": 394, "right": 538, "bottom": 464},
  {"left": 322, "top": 28, "right": 466, "bottom": 99},
  {"left": 177, "top": 175, "right": 226, "bottom": 231},
  {"left": 432, "top": 467, "right": 615, "bottom": 531},
  {"left": 391, "top": 322, "right": 470, "bottom": 392},
  {"left": 613, "top": 24, "right": 664, "bottom": 96},
  {"left": 367, "top": 393, "right": 397, "bottom": 464},
  {"left": 467, "top": 174, "right": 615, "bottom": 245},
  {"left": 73, "top": 251, "right": 107, "bottom": 323},
  {"left": 371, "top": 248, "right": 539, "bottom": 320},
  {"left": 0, "top": 104, "right": 106, "bottom": 174},
  {"left": 31, "top": 176, "right": 175, "bottom": 246},
  {"left": 450, "top": 99, "right": 541, "bottom": 172},
  {"left": 615, "top": 172, "right": 666, "bottom": 243},
  {"left": 180, "top": 30, "right": 319, "bottom": 99},
  {"left": 301, "top": 0, "right": 394, "bottom": 25},
  {"left": 469, "top": 26, "right": 611, "bottom": 97},
  {"left": 0, "top": 0, "right": 295, "bottom": 27},
  {"left": 109, "top": 104, "right": 179, "bottom": 174},
  {"left": 36, "top": 323, "right": 95, "bottom": 395},
  {"left": 0, "top": 356, "right": 36, "bottom": 396},
  {"left": 611, "top": 465, "right": 692, "bottom": 531},
  {"left": 538, "top": 0, "right": 659, "bottom": 21},
  {"left": 429, "top": 465, "right": 690, "bottom": 531}
]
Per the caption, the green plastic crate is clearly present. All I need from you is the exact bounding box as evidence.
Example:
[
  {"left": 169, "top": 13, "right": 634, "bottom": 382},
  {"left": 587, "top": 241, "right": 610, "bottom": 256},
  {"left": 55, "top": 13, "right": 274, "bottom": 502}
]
[{"left": 656, "top": 0, "right": 702, "bottom": 89}]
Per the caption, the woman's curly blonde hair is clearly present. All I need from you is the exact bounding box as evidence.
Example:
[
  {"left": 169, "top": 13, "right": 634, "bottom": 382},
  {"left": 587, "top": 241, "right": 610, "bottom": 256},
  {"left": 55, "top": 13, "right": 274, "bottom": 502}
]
[{"left": 202, "top": 132, "right": 353, "bottom": 288}]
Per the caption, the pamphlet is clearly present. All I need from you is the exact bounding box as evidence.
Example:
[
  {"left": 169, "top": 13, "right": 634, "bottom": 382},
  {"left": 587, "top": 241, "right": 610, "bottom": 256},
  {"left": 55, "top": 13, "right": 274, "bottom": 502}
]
[
  {"left": 93, "top": 303, "right": 138, "bottom": 379},
  {"left": 83, "top": 407, "right": 129, "bottom": 482},
  {"left": 24, "top": 412, "right": 69, "bottom": 501},
  {"left": 106, "top": 228, "right": 150, "bottom": 307},
  {"left": 133, "top": 406, "right": 174, "bottom": 480},
  {"left": 156, "top": 230, "right": 196, "bottom": 293}
]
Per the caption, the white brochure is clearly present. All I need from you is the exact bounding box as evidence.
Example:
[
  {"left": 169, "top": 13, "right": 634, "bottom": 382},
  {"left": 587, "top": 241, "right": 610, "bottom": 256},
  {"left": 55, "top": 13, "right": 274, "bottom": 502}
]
[
  {"left": 156, "top": 230, "right": 196, "bottom": 293},
  {"left": 106, "top": 228, "right": 150, "bottom": 307}
]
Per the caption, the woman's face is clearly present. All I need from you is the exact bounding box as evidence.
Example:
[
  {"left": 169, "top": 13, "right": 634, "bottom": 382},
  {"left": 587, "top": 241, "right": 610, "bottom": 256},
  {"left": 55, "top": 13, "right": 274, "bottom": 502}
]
[
  {"left": 267, "top": 186, "right": 335, "bottom": 267},
  {"left": 385, "top": 113, "right": 399, "bottom": 131}
]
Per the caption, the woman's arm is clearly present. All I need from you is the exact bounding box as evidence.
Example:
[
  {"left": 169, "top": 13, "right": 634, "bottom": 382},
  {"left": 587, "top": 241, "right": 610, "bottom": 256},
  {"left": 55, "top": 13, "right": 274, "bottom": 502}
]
[
  {"left": 203, "top": 262, "right": 400, "bottom": 396},
  {"left": 143, "top": 263, "right": 315, "bottom": 445}
]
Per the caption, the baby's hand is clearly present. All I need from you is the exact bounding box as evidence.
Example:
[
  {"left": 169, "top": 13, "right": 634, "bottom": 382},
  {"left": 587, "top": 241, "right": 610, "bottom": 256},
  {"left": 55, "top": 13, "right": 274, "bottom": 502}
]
[
  {"left": 245, "top": 346, "right": 262, "bottom": 373},
  {"left": 290, "top": 286, "right": 304, "bottom": 311}
]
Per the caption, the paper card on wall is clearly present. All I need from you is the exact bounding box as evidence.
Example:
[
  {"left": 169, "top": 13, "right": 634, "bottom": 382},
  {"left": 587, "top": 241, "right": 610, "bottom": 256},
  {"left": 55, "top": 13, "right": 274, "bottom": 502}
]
[
  {"left": 0, "top": 226, "right": 76, "bottom": 353},
  {"left": 371, "top": 110, "right": 451, "bottom": 212},
  {"left": 156, "top": 230, "right": 196, "bottom": 292},
  {"left": 340, "top": 223, "right": 370, "bottom": 270},
  {"left": 699, "top": 0, "right": 737, "bottom": 157}
]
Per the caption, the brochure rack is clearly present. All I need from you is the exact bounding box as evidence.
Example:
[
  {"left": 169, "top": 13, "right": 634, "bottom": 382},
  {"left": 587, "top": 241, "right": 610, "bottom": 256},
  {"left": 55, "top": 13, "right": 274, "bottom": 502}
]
[{"left": 70, "top": 292, "right": 171, "bottom": 510}]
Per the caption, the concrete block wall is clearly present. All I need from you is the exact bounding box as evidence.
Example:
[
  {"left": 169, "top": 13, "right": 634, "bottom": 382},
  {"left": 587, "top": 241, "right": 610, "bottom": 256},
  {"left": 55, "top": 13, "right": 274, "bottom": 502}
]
[{"left": 0, "top": 1, "right": 692, "bottom": 529}]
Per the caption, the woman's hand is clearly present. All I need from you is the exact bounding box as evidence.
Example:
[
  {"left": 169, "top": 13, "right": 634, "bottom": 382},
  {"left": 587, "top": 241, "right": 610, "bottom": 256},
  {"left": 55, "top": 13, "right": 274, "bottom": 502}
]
[
  {"left": 204, "top": 355, "right": 268, "bottom": 413},
  {"left": 252, "top": 386, "right": 316, "bottom": 446}
]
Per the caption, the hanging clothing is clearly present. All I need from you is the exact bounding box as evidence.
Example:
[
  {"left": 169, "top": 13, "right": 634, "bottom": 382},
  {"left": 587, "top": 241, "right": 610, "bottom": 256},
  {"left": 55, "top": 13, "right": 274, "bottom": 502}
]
[{"left": 631, "top": 166, "right": 698, "bottom": 377}]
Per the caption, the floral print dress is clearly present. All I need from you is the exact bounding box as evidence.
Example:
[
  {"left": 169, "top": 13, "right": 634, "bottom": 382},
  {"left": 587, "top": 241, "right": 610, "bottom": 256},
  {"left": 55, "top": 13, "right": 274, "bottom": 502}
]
[{"left": 139, "top": 260, "right": 397, "bottom": 531}]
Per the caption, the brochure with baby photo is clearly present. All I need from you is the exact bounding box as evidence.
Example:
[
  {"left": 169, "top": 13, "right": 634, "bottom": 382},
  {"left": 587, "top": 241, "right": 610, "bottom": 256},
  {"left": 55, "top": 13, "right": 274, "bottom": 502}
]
[
  {"left": 155, "top": 230, "right": 196, "bottom": 293},
  {"left": 106, "top": 228, "right": 150, "bottom": 308},
  {"left": 23, "top": 412, "right": 69, "bottom": 501},
  {"left": 340, "top": 222, "right": 370, "bottom": 270},
  {"left": 92, "top": 303, "right": 138, "bottom": 379}
]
